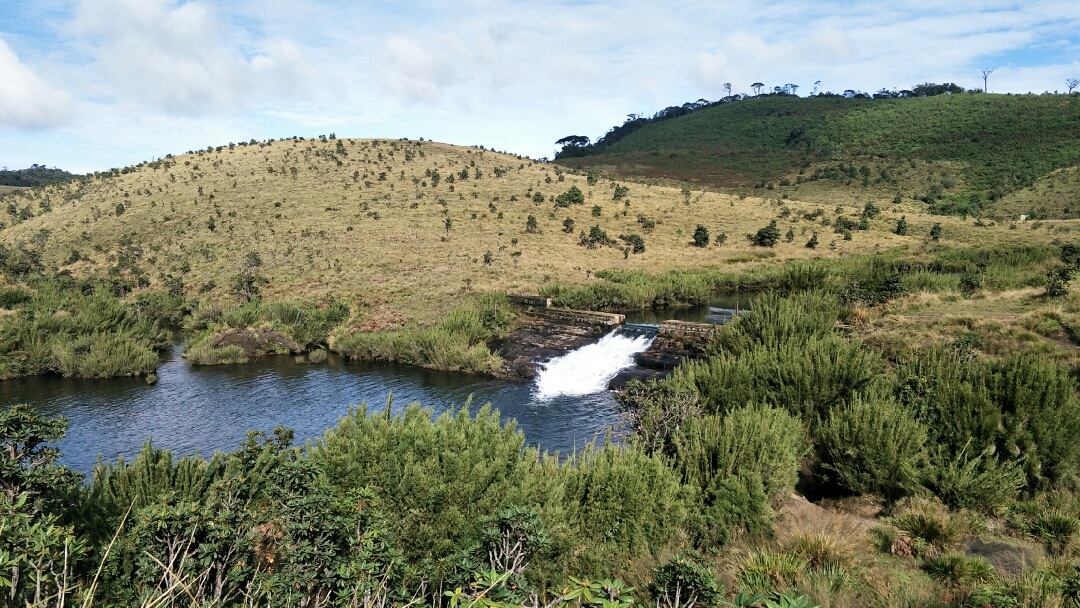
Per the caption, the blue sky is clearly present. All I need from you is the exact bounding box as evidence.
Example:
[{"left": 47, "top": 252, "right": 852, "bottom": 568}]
[{"left": 1, "top": 0, "right": 1078, "bottom": 173}]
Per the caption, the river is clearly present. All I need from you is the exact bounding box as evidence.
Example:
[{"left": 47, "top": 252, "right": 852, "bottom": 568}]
[{"left": 0, "top": 299, "right": 748, "bottom": 474}]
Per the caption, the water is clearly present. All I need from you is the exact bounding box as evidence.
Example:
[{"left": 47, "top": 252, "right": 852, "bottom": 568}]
[
  {"left": 535, "top": 328, "right": 654, "bottom": 399},
  {"left": 0, "top": 298, "right": 745, "bottom": 476},
  {"left": 622, "top": 295, "right": 750, "bottom": 325},
  {"left": 0, "top": 332, "right": 654, "bottom": 475}
]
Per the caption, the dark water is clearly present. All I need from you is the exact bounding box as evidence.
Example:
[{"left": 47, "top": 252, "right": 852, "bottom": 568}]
[
  {"left": 622, "top": 295, "right": 750, "bottom": 325},
  {"left": 0, "top": 297, "right": 749, "bottom": 475},
  {"left": 0, "top": 349, "right": 622, "bottom": 474}
]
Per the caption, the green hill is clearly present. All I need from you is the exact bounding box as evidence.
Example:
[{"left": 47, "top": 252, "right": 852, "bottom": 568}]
[
  {"left": 0, "top": 164, "right": 76, "bottom": 187},
  {"left": 557, "top": 93, "right": 1080, "bottom": 217}
]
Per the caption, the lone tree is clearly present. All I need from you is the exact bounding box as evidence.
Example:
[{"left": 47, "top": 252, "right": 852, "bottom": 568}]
[
  {"left": 751, "top": 82, "right": 764, "bottom": 95},
  {"left": 555, "top": 135, "right": 590, "bottom": 150},
  {"left": 445, "top": 217, "right": 453, "bottom": 234},
  {"left": 982, "top": 68, "right": 994, "bottom": 93},
  {"left": 563, "top": 218, "right": 575, "bottom": 233},
  {"left": 1068, "top": 78, "right": 1080, "bottom": 94},
  {"left": 231, "top": 250, "right": 268, "bottom": 302},
  {"left": 526, "top": 215, "right": 538, "bottom": 233},
  {"left": 749, "top": 220, "right": 780, "bottom": 247},
  {"left": 692, "top": 225, "right": 710, "bottom": 247},
  {"left": 930, "top": 223, "right": 942, "bottom": 241},
  {"left": 723, "top": 82, "right": 732, "bottom": 97},
  {"left": 895, "top": 216, "right": 908, "bottom": 236},
  {"left": 806, "top": 232, "right": 819, "bottom": 249}
]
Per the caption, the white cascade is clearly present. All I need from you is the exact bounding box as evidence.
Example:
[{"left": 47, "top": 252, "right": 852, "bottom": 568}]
[{"left": 533, "top": 328, "right": 654, "bottom": 399}]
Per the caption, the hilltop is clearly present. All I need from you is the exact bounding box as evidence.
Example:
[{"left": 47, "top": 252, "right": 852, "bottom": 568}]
[
  {"left": 0, "top": 135, "right": 1040, "bottom": 322},
  {"left": 556, "top": 92, "right": 1080, "bottom": 218}
]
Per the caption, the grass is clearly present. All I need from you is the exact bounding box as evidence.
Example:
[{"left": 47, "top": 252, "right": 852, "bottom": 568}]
[
  {"left": 1, "top": 136, "right": 1071, "bottom": 328},
  {"left": 556, "top": 93, "right": 1080, "bottom": 219}
]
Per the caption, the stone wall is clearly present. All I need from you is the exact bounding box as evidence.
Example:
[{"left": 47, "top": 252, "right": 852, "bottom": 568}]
[
  {"left": 658, "top": 320, "right": 718, "bottom": 339},
  {"left": 534, "top": 308, "right": 625, "bottom": 326},
  {"left": 507, "top": 295, "right": 552, "bottom": 309}
]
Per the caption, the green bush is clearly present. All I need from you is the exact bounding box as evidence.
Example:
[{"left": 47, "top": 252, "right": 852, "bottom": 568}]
[
  {"left": 815, "top": 390, "right": 927, "bottom": 501},
  {"left": 749, "top": 220, "right": 780, "bottom": 247},
  {"left": 693, "top": 225, "right": 710, "bottom": 247}
]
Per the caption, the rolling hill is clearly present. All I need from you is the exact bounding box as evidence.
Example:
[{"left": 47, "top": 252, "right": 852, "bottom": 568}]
[
  {"left": 556, "top": 93, "right": 1080, "bottom": 218},
  {"left": 0, "top": 136, "right": 1034, "bottom": 322}
]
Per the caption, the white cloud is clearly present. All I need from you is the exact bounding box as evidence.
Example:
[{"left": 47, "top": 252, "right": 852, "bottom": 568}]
[
  {"left": 0, "top": 38, "right": 73, "bottom": 129},
  {"left": 71, "top": 0, "right": 314, "bottom": 114},
  {"left": 378, "top": 36, "right": 456, "bottom": 104}
]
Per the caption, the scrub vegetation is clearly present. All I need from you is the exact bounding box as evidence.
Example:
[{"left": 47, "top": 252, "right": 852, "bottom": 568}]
[{"left": 7, "top": 92, "right": 1080, "bottom": 605}]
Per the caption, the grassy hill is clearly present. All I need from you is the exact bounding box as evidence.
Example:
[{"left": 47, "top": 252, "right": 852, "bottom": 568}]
[
  {"left": 0, "top": 136, "right": 1034, "bottom": 323},
  {"left": 557, "top": 93, "right": 1080, "bottom": 218}
]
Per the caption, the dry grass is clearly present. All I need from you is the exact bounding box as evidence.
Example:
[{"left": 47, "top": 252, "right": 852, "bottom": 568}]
[{"left": 2, "top": 138, "right": 1069, "bottom": 322}]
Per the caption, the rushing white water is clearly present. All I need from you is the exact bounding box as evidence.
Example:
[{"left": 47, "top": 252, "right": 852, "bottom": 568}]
[{"left": 534, "top": 328, "right": 655, "bottom": 399}]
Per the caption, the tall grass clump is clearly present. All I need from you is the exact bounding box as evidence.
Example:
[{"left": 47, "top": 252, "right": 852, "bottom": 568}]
[
  {"left": 183, "top": 341, "right": 248, "bottom": 365},
  {"left": 332, "top": 293, "right": 511, "bottom": 374},
  {"left": 0, "top": 280, "right": 177, "bottom": 379}
]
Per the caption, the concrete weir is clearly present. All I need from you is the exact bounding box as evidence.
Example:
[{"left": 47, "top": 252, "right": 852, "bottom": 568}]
[{"left": 497, "top": 295, "right": 716, "bottom": 385}]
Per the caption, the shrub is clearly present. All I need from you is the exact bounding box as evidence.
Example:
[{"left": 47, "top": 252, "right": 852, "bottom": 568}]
[
  {"left": 922, "top": 444, "right": 1025, "bottom": 512},
  {"left": 614, "top": 380, "right": 700, "bottom": 455},
  {"left": 733, "top": 550, "right": 808, "bottom": 595},
  {"left": 785, "top": 228, "right": 794, "bottom": 243},
  {"left": 591, "top": 205, "right": 602, "bottom": 217},
  {"left": 749, "top": 220, "right": 780, "bottom": 247},
  {"left": 580, "top": 225, "right": 611, "bottom": 248},
  {"left": 651, "top": 551, "right": 724, "bottom": 608},
  {"left": 619, "top": 233, "right": 645, "bottom": 254},
  {"left": 526, "top": 215, "right": 538, "bottom": 233},
  {"left": 1045, "top": 264, "right": 1074, "bottom": 297},
  {"left": 716, "top": 232, "right": 727, "bottom": 246},
  {"left": 895, "top": 216, "right": 908, "bottom": 235},
  {"left": 862, "top": 201, "right": 880, "bottom": 219},
  {"left": 673, "top": 404, "right": 806, "bottom": 504},
  {"left": 805, "top": 232, "right": 818, "bottom": 248},
  {"left": 930, "top": 223, "right": 942, "bottom": 240},
  {"left": 563, "top": 218, "right": 575, "bottom": 233},
  {"left": 554, "top": 186, "right": 584, "bottom": 207},
  {"left": 815, "top": 390, "right": 927, "bottom": 501},
  {"left": 692, "top": 225, "right": 710, "bottom": 247},
  {"left": 532, "top": 191, "right": 545, "bottom": 204}
]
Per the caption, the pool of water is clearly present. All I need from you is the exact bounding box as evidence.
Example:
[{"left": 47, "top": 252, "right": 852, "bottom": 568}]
[
  {"left": 0, "top": 348, "right": 624, "bottom": 474},
  {"left": 0, "top": 297, "right": 749, "bottom": 475}
]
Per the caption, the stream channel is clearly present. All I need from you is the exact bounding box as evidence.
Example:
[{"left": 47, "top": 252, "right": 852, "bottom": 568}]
[{"left": 0, "top": 298, "right": 747, "bottom": 474}]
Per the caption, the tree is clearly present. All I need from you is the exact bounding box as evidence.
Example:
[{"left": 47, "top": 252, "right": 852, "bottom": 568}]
[
  {"left": 806, "top": 232, "right": 819, "bottom": 249},
  {"left": 749, "top": 220, "right": 780, "bottom": 247},
  {"left": 681, "top": 185, "right": 692, "bottom": 204},
  {"left": 785, "top": 228, "right": 795, "bottom": 243},
  {"left": 982, "top": 68, "right": 994, "bottom": 93},
  {"left": 444, "top": 217, "right": 452, "bottom": 234},
  {"left": 591, "top": 205, "right": 602, "bottom": 217},
  {"left": 812, "top": 80, "right": 822, "bottom": 95},
  {"left": 723, "top": 83, "right": 732, "bottom": 97},
  {"left": 784, "top": 83, "right": 799, "bottom": 96},
  {"left": 692, "top": 225, "right": 710, "bottom": 247},
  {"left": 1068, "top": 78, "right": 1080, "bottom": 94},
  {"left": 554, "top": 186, "right": 585, "bottom": 207},
  {"left": 715, "top": 232, "right": 727, "bottom": 247},
  {"left": 1046, "top": 265, "right": 1075, "bottom": 298},
  {"left": 930, "top": 223, "right": 942, "bottom": 241},
  {"left": 751, "top": 82, "right": 764, "bottom": 95},
  {"left": 895, "top": 216, "right": 908, "bottom": 236},
  {"left": 555, "top": 135, "right": 590, "bottom": 149},
  {"left": 526, "top": 215, "right": 538, "bottom": 233},
  {"left": 563, "top": 218, "right": 575, "bottom": 233},
  {"left": 230, "top": 250, "right": 267, "bottom": 302},
  {"left": 0, "top": 404, "right": 80, "bottom": 508}
]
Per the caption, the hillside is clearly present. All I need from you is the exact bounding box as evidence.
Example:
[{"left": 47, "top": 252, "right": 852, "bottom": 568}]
[
  {"left": 0, "top": 136, "right": 1043, "bottom": 323},
  {"left": 0, "top": 164, "right": 77, "bottom": 187},
  {"left": 556, "top": 93, "right": 1080, "bottom": 218}
]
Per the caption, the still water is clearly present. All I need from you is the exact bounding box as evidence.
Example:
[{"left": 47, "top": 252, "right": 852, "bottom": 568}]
[{"left": 0, "top": 297, "right": 749, "bottom": 475}]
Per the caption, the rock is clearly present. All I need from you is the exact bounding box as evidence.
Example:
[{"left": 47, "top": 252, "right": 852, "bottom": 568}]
[{"left": 212, "top": 327, "right": 303, "bottom": 356}]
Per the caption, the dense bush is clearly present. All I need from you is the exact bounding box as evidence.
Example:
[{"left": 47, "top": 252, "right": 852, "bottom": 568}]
[{"left": 815, "top": 390, "right": 927, "bottom": 501}]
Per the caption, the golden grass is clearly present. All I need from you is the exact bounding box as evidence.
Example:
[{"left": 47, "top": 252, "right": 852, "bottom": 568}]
[{"left": 2, "top": 138, "right": 1070, "bottom": 322}]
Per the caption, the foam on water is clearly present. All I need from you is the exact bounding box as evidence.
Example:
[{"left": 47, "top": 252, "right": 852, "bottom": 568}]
[{"left": 533, "top": 328, "right": 655, "bottom": 399}]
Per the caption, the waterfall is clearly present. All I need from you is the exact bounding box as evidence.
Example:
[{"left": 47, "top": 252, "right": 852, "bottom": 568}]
[{"left": 533, "top": 327, "right": 655, "bottom": 399}]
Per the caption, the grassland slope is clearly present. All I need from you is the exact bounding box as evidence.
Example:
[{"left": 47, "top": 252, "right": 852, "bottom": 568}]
[
  {"left": 1, "top": 136, "right": 1045, "bottom": 323},
  {"left": 557, "top": 93, "right": 1080, "bottom": 218}
]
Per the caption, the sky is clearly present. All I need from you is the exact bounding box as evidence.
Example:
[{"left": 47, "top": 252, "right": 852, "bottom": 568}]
[{"left": 1, "top": 0, "right": 1079, "bottom": 173}]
